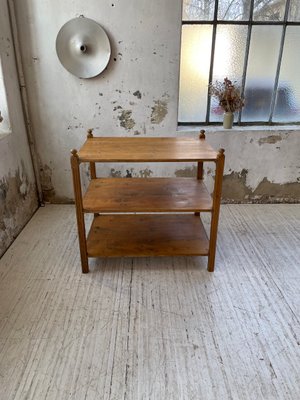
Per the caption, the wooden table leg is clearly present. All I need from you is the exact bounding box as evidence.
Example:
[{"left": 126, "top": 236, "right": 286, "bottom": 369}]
[
  {"left": 208, "top": 148, "right": 225, "bottom": 272},
  {"left": 70, "top": 149, "right": 89, "bottom": 273},
  {"left": 195, "top": 130, "right": 206, "bottom": 217}
]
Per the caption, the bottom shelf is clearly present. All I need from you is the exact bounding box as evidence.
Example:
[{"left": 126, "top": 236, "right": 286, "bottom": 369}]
[{"left": 86, "top": 214, "right": 209, "bottom": 257}]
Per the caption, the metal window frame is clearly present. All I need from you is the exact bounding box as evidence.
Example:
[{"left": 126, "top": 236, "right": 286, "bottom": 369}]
[{"left": 179, "top": 0, "right": 300, "bottom": 126}]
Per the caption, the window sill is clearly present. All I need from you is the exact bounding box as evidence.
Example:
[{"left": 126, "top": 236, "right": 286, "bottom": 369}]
[{"left": 177, "top": 125, "right": 300, "bottom": 133}]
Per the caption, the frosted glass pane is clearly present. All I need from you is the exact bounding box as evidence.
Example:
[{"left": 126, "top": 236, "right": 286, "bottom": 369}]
[
  {"left": 242, "top": 26, "right": 281, "bottom": 122},
  {"left": 210, "top": 25, "right": 247, "bottom": 122},
  {"left": 218, "top": 0, "right": 250, "bottom": 20},
  {"left": 178, "top": 25, "right": 213, "bottom": 122},
  {"left": 253, "top": 0, "right": 285, "bottom": 21},
  {"left": 273, "top": 27, "right": 300, "bottom": 122},
  {"left": 182, "top": 0, "right": 215, "bottom": 20},
  {"left": 288, "top": 0, "right": 300, "bottom": 21}
]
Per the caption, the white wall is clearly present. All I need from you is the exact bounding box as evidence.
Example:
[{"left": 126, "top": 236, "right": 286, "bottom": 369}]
[
  {"left": 13, "top": 0, "right": 300, "bottom": 203},
  {"left": 0, "top": 0, "right": 38, "bottom": 256}
]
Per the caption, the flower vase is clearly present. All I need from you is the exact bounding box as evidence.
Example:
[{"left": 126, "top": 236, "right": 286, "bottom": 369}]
[{"left": 223, "top": 112, "right": 234, "bottom": 129}]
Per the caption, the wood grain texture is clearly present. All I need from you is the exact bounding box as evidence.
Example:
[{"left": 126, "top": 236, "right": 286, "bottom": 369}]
[
  {"left": 83, "top": 178, "right": 213, "bottom": 213},
  {"left": 70, "top": 151, "right": 89, "bottom": 273},
  {"left": 0, "top": 204, "right": 299, "bottom": 400},
  {"left": 77, "top": 137, "right": 218, "bottom": 162},
  {"left": 86, "top": 214, "right": 209, "bottom": 257}
]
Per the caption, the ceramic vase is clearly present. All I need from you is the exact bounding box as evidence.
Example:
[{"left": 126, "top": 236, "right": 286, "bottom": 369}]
[{"left": 223, "top": 112, "right": 234, "bottom": 129}]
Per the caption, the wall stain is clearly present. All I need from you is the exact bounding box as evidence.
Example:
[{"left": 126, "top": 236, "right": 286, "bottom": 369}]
[
  {"left": 0, "top": 167, "right": 37, "bottom": 257},
  {"left": 126, "top": 169, "right": 133, "bottom": 178},
  {"left": 252, "top": 178, "right": 300, "bottom": 203},
  {"left": 39, "top": 164, "right": 55, "bottom": 202},
  {"left": 151, "top": 99, "right": 168, "bottom": 124},
  {"left": 118, "top": 110, "right": 135, "bottom": 130},
  {"left": 133, "top": 90, "right": 142, "bottom": 99},
  {"left": 222, "top": 168, "right": 300, "bottom": 203},
  {"left": 222, "top": 169, "right": 250, "bottom": 201},
  {"left": 258, "top": 135, "right": 282, "bottom": 145},
  {"left": 0, "top": 170, "right": 26, "bottom": 216},
  {"left": 175, "top": 166, "right": 197, "bottom": 177},
  {"left": 110, "top": 168, "right": 122, "bottom": 177},
  {"left": 67, "top": 122, "right": 84, "bottom": 131},
  {"left": 109, "top": 168, "right": 153, "bottom": 178},
  {"left": 139, "top": 168, "right": 153, "bottom": 178},
  {"left": 143, "top": 123, "right": 147, "bottom": 135}
]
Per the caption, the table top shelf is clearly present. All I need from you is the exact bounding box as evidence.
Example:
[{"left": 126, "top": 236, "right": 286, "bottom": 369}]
[
  {"left": 82, "top": 178, "right": 213, "bottom": 213},
  {"left": 77, "top": 137, "right": 218, "bottom": 162}
]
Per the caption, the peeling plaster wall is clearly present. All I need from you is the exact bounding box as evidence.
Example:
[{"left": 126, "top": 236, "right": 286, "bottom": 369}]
[
  {"left": 13, "top": 0, "right": 182, "bottom": 202},
  {"left": 13, "top": 0, "right": 300, "bottom": 203},
  {"left": 179, "top": 127, "right": 300, "bottom": 203},
  {"left": 0, "top": 1, "right": 38, "bottom": 257}
]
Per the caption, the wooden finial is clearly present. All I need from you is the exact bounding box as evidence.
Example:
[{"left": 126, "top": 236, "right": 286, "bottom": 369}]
[
  {"left": 71, "top": 149, "right": 78, "bottom": 157},
  {"left": 218, "top": 148, "right": 225, "bottom": 157},
  {"left": 87, "top": 129, "right": 93, "bottom": 139},
  {"left": 199, "top": 130, "right": 206, "bottom": 139}
]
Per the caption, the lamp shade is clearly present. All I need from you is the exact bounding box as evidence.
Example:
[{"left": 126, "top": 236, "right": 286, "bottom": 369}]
[{"left": 56, "top": 17, "right": 111, "bottom": 78}]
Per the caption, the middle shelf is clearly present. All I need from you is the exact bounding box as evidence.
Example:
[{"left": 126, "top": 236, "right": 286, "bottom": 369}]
[{"left": 82, "top": 178, "right": 213, "bottom": 213}]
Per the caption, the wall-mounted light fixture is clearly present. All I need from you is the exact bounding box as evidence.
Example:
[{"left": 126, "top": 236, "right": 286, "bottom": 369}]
[{"left": 56, "top": 17, "right": 111, "bottom": 78}]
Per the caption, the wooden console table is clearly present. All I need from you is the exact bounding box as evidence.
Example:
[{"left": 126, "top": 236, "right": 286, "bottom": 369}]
[{"left": 70, "top": 130, "right": 225, "bottom": 273}]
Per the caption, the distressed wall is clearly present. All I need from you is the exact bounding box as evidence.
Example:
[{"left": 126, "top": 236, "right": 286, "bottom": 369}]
[
  {"left": 13, "top": 0, "right": 182, "bottom": 203},
  {"left": 0, "top": 0, "right": 38, "bottom": 257},
  {"left": 179, "top": 127, "right": 300, "bottom": 203},
  {"left": 13, "top": 0, "right": 300, "bottom": 203}
]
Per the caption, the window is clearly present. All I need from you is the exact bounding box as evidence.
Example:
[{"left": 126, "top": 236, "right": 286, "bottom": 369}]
[
  {"left": 0, "top": 57, "right": 11, "bottom": 135},
  {"left": 179, "top": 0, "right": 300, "bottom": 125}
]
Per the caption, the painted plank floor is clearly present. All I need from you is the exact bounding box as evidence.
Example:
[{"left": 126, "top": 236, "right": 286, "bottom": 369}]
[{"left": 0, "top": 204, "right": 299, "bottom": 400}]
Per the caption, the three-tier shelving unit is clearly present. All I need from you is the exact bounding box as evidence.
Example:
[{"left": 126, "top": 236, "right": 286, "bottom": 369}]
[{"left": 70, "top": 130, "right": 225, "bottom": 273}]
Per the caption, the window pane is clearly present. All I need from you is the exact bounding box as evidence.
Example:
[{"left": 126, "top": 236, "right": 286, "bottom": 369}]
[
  {"left": 218, "top": 0, "right": 250, "bottom": 21},
  {"left": 273, "top": 27, "right": 300, "bottom": 122},
  {"left": 179, "top": 25, "right": 213, "bottom": 122},
  {"left": 253, "top": 0, "right": 286, "bottom": 21},
  {"left": 182, "top": 0, "right": 215, "bottom": 20},
  {"left": 0, "top": 59, "right": 10, "bottom": 133},
  {"left": 210, "top": 25, "right": 248, "bottom": 122},
  {"left": 242, "top": 26, "right": 281, "bottom": 122},
  {"left": 288, "top": 0, "right": 300, "bottom": 21}
]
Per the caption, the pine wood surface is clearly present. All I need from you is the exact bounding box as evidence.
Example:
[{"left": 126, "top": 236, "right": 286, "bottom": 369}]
[
  {"left": 86, "top": 214, "right": 209, "bottom": 257},
  {"left": 71, "top": 151, "right": 89, "bottom": 273},
  {"left": 83, "top": 178, "right": 213, "bottom": 213},
  {"left": 77, "top": 137, "right": 218, "bottom": 162},
  {"left": 1, "top": 204, "right": 299, "bottom": 399}
]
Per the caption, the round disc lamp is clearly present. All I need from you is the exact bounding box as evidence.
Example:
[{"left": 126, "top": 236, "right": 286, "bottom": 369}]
[{"left": 56, "top": 17, "right": 111, "bottom": 78}]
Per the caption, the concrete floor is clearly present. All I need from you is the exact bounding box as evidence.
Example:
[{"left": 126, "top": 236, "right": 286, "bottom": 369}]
[{"left": 0, "top": 204, "right": 299, "bottom": 399}]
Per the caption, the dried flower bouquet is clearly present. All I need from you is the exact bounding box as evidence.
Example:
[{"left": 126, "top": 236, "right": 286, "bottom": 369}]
[{"left": 209, "top": 77, "right": 244, "bottom": 113}]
